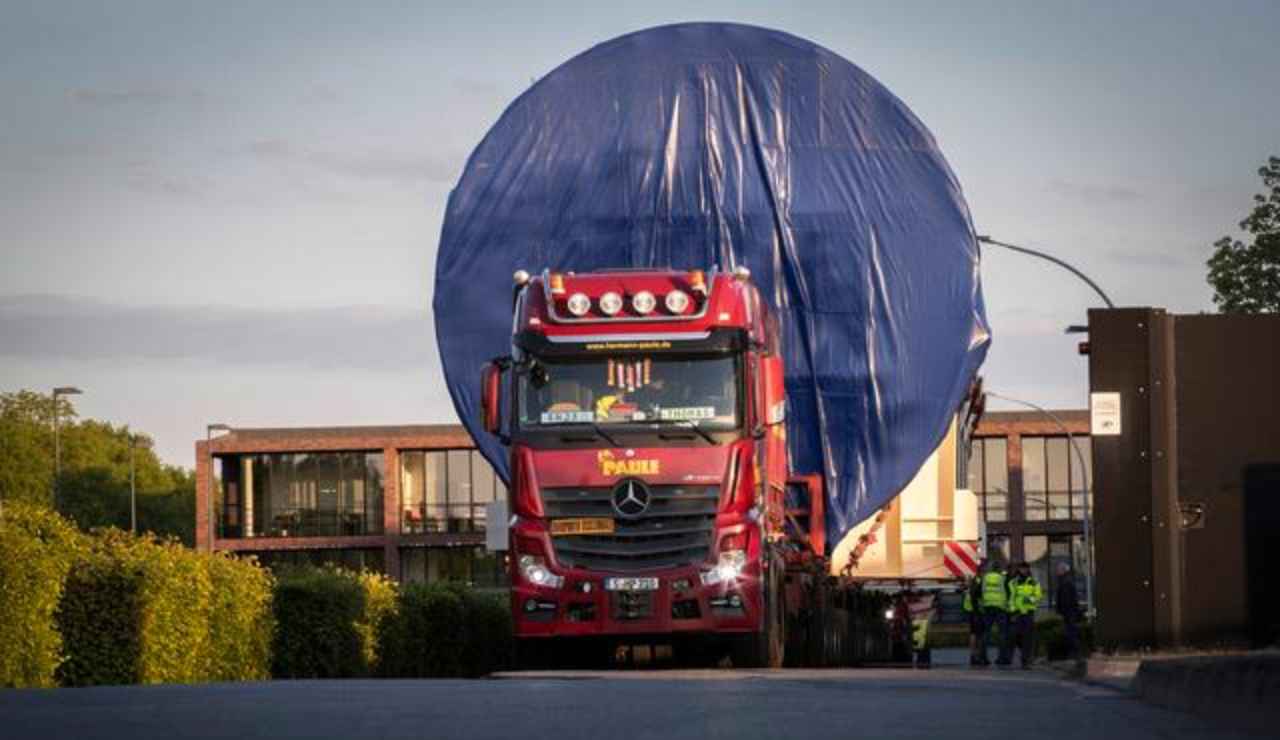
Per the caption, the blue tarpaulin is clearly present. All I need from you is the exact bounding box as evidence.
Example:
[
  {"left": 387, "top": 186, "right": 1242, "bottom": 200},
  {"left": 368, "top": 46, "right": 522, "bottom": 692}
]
[{"left": 433, "top": 22, "right": 990, "bottom": 549}]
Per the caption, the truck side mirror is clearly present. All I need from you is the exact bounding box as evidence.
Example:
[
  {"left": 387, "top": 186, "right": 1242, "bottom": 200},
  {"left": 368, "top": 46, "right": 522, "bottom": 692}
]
[{"left": 481, "top": 360, "right": 506, "bottom": 434}]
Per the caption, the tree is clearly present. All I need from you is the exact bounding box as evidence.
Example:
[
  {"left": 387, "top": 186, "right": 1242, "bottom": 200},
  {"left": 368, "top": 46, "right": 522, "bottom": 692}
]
[
  {"left": 0, "top": 390, "right": 75, "bottom": 506},
  {"left": 1207, "top": 156, "right": 1280, "bottom": 313},
  {"left": 0, "top": 389, "right": 196, "bottom": 544}
]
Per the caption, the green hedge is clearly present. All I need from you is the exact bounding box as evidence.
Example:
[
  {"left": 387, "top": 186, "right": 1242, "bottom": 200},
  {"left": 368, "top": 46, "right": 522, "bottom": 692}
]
[
  {"left": 204, "top": 553, "right": 275, "bottom": 681},
  {"left": 378, "top": 583, "right": 513, "bottom": 678},
  {"left": 54, "top": 528, "right": 273, "bottom": 686},
  {"left": 1036, "top": 616, "right": 1094, "bottom": 660},
  {"left": 270, "top": 565, "right": 397, "bottom": 678},
  {"left": 4, "top": 503, "right": 510, "bottom": 685},
  {"left": 0, "top": 502, "right": 85, "bottom": 688},
  {"left": 57, "top": 530, "right": 214, "bottom": 685}
]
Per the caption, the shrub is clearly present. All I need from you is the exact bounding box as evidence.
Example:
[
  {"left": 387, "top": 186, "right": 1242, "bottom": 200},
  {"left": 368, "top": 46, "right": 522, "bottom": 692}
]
[
  {"left": 355, "top": 570, "right": 398, "bottom": 671},
  {"left": 271, "top": 566, "right": 366, "bottom": 678},
  {"left": 56, "top": 530, "right": 215, "bottom": 686},
  {"left": 270, "top": 565, "right": 395, "bottom": 678},
  {"left": 1036, "top": 615, "right": 1095, "bottom": 660},
  {"left": 379, "top": 582, "right": 513, "bottom": 677},
  {"left": 203, "top": 553, "right": 274, "bottom": 681},
  {"left": 0, "top": 502, "right": 84, "bottom": 688}
]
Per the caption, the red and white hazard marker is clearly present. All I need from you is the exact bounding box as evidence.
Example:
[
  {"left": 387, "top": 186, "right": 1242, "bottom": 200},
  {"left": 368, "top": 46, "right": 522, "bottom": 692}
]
[{"left": 943, "top": 540, "right": 979, "bottom": 579}]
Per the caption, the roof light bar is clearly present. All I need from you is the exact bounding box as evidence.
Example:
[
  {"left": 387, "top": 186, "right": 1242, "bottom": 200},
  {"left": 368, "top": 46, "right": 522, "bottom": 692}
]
[
  {"left": 599, "top": 291, "right": 623, "bottom": 316},
  {"left": 631, "top": 291, "right": 656, "bottom": 314}
]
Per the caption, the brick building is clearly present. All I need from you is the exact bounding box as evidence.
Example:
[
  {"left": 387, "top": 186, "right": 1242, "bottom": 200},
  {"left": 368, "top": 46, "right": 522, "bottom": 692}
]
[
  {"left": 195, "top": 425, "right": 507, "bottom": 586},
  {"left": 195, "top": 410, "right": 1090, "bottom": 598},
  {"left": 968, "top": 409, "right": 1092, "bottom": 607}
]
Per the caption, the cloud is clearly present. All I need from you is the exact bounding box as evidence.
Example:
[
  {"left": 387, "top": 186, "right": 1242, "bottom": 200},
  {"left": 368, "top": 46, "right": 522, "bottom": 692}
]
[
  {"left": 247, "top": 138, "right": 462, "bottom": 185},
  {"left": 1103, "top": 249, "right": 1188, "bottom": 268},
  {"left": 0, "top": 295, "right": 434, "bottom": 372},
  {"left": 451, "top": 77, "right": 502, "bottom": 97},
  {"left": 70, "top": 87, "right": 206, "bottom": 107},
  {"left": 1047, "top": 179, "right": 1142, "bottom": 205},
  {"left": 124, "top": 173, "right": 212, "bottom": 200}
]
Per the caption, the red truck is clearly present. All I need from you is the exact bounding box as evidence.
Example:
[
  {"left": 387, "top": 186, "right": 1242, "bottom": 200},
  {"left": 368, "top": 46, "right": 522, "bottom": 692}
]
[{"left": 481, "top": 266, "right": 835, "bottom": 667}]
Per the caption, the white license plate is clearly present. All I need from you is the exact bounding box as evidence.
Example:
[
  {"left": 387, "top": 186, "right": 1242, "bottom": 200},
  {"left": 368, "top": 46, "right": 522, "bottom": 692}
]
[{"left": 604, "top": 577, "right": 660, "bottom": 592}]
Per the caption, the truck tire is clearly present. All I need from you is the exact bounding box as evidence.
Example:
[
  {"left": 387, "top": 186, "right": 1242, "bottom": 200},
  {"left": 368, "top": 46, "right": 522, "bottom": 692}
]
[{"left": 731, "top": 556, "right": 786, "bottom": 668}]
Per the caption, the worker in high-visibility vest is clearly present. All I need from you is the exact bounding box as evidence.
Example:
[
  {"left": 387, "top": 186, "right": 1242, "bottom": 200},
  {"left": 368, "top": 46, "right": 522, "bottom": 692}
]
[
  {"left": 1007, "top": 561, "right": 1043, "bottom": 668},
  {"left": 975, "top": 557, "right": 1011, "bottom": 666},
  {"left": 962, "top": 579, "right": 982, "bottom": 666}
]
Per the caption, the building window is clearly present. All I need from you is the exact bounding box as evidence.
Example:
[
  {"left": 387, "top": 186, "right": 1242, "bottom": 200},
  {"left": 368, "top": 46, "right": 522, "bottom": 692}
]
[
  {"left": 1022, "top": 435, "right": 1091, "bottom": 522},
  {"left": 215, "top": 452, "right": 385, "bottom": 539},
  {"left": 400, "top": 450, "right": 506, "bottom": 534},
  {"left": 968, "top": 437, "right": 1008, "bottom": 522},
  {"left": 244, "top": 548, "right": 386, "bottom": 574},
  {"left": 1023, "top": 533, "right": 1090, "bottom": 609},
  {"left": 400, "top": 546, "right": 508, "bottom": 588}
]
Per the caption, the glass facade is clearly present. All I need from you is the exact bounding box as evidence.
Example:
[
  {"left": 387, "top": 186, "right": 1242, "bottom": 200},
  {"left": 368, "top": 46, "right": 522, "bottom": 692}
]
[
  {"left": 967, "top": 437, "right": 1008, "bottom": 522},
  {"left": 244, "top": 547, "right": 386, "bottom": 573},
  {"left": 1021, "top": 435, "right": 1091, "bottom": 521},
  {"left": 216, "top": 452, "right": 385, "bottom": 538},
  {"left": 400, "top": 449, "right": 506, "bottom": 534},
  {"left": 400, "top": 546, "right": 508, "bottom": 588},
  {"left": 1022, "top": 534, "right": 1089, "bottom": 608}
]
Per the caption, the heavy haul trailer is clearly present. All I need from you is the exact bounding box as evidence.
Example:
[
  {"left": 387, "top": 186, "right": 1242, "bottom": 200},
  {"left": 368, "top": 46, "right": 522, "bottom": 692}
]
[
  {"left": 434, "top": 24, "right": 992, "bottom": 667},
  {"left": 478, "top": 267, "right": 982, "bottom": 666}
]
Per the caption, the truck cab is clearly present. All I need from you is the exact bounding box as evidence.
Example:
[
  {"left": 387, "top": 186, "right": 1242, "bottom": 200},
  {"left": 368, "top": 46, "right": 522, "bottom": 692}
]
[{"left": 481, "top": 266, "right": 802, "bottom": 665}]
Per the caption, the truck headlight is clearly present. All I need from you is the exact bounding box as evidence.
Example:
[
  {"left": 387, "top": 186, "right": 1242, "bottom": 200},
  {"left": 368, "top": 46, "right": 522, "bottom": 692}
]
[
  {"left": 665, "top": 290, "right": 690, "bottom": 314},
  {"left": 599, "top": 291, "right": 623, "bottom": 316},
  {"left": 519, "top": 554, "right": 564, "bottom": 588},
  {"left": 700, "top": 549, "right": 746, "bottom": 586},
  {"left": 567, "top": 292, "right": 591, "bottom": 317},
  {"left": 631, "top": 290, "right": 656, "bottom": 314}
]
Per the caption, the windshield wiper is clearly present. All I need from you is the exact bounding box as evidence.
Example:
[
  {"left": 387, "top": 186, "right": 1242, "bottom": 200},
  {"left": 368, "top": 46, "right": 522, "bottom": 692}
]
[
  {"left": 591, "top": 423, "right": 620, "bottom": 447},
  {"left": 672, "top": 420, "right": 716, "bottom": 445},
  {"left": 555, "top": 422, "right": 620, "bottom": 447}
]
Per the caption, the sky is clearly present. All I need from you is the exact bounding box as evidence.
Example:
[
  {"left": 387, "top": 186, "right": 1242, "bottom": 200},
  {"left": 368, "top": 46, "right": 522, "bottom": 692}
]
[{"left": 1, "top": 0, "right": 1276, "bottom": 465}]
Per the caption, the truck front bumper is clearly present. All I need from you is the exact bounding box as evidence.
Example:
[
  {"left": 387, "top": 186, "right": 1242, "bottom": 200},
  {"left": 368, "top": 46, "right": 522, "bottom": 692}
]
[{"left": 512, "top": 566, "right": 763, "bottom": 638}]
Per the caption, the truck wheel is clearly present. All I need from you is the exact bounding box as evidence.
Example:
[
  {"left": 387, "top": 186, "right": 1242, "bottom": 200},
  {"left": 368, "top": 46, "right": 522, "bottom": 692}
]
[{"left": 731, "top": 556, "right": 786, "bottom": 668}]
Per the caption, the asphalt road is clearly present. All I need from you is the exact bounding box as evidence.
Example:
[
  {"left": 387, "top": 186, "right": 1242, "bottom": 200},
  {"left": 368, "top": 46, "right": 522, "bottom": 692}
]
[{"left": 1, "top": 658, "right": 1257, "bottom": 740}]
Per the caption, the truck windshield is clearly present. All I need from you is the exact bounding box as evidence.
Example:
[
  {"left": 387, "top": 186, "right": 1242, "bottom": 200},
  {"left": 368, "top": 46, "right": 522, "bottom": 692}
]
[{"left": 518, "top": 355, "right": 740, "bottom": 429}]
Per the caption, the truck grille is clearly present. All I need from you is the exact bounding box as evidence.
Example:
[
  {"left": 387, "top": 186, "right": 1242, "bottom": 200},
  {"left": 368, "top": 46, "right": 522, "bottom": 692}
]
[{"left": 542, "top": 485, "right": 718, "bottom": 573}]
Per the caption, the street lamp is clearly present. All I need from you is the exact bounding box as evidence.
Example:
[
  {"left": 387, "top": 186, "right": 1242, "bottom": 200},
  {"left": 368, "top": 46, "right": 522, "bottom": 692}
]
[
  {"left": 984, "top": 391, "right": 1094, "bottom": 617},
  {"left": 52, "top": 386, "right": 83, "bottom": 510},
  {"left": 206, "top": 423, "right": 231, "bottom": 551},
  {"left": 129, "top": 434, "right": 139, "bottom": 534},
  {"left": 977, "top": 235, "right": 1116, "bottom": 309}
]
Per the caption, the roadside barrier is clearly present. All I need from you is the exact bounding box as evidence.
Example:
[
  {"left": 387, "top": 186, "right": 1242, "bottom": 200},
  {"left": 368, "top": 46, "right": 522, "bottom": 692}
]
[{"left": 1134, "top": 653, "right": 1279, "bottom": 734}]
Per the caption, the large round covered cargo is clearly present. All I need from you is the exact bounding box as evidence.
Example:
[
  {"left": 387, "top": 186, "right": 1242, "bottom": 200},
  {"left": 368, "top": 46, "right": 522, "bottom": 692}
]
[{"left": 434, "top": 22, "right": 990, "bottom": 548}]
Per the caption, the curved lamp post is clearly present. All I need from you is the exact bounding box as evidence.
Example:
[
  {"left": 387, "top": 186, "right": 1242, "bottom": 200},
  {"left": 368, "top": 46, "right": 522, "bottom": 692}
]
[
  {"left": 977, "top": 235, "right": 1115, "bottom": 309},
  {"left": 52, "top": 386, "right": 83, "bottom": 510}
]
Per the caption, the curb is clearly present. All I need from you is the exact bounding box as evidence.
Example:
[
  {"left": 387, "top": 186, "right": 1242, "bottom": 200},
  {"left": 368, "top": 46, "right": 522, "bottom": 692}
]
[{"left": 1133, "top": 653, "right": 1279, "bottom": 734}]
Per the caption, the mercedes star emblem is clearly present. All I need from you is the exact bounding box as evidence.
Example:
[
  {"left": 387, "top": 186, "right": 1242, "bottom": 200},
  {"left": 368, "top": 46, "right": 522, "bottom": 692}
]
[{"left": 611, "top": 478, "right": 651, "bottom": 518}]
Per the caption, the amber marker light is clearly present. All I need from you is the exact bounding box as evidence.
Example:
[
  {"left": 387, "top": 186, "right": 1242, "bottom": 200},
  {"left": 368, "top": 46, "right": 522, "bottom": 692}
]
[{"left": 688, "top": 269, "right": 707, "bottom": 295}]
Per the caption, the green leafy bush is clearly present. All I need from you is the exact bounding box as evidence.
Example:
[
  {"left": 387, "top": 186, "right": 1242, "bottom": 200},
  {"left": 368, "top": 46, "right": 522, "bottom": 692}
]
[
  {"left": 203, "top": 553, "right": 275, "bottom": 681},
  {"left": 270, "top": 565, "right": 397, "bottom": 678},
  {"left": 56, "top": 530, "right": 214, "bottom": 686},
  {"left": 379, "top": 582, "right": 513, "bottom": 677},
  {"left": 0, "top": 502, "right": 84, "bottom": 688},
  {"left": 1036, "top": 616, "right": 1094, "bottom": 660},
  {"left": 355, "top": 570, "right": 398, "bottom": 671}
]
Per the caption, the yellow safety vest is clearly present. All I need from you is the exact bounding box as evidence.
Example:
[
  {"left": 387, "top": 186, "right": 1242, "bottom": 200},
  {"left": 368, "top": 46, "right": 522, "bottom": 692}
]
[
  {"left": 1008, "top": 577, "right": 1042, "bottom": 615},
  {"left": 980, "top": 571, "right": 1007, "bottom": 609}
]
